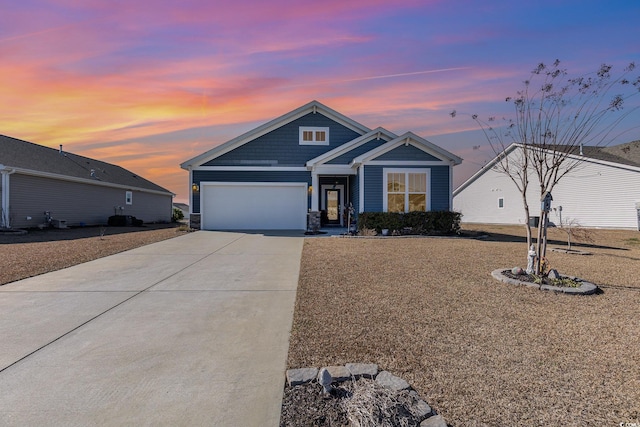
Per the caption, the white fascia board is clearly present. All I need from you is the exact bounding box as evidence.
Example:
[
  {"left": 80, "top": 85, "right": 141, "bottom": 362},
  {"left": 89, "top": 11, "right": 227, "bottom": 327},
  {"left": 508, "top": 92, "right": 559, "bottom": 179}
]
[
  {"left": 201, "top": 181, "right": 307, "bottom": 188},
  {"left": 453, "top": 143, "right": 519, "bottom": 196},
  {"left": 405, "top": 132, "right": 463, "bottom": 165},
  {"left": 180, "top": 100, "right": 371, "bottom": 169},
  {"left": 353, "top": 132, "right": 462, "bottom": 165},
  {"left": 565, "top": 151, "right": 640, "bottom": 173},
  {"left": 306, "top": 127, "right": 396, "bottom": 167},
  {"left": 193, "top": 166, "right": 308, "bottom": 172},
  {"left": 10, "top": 167, "right": 175, "bottom": 197},
  {"left": 365, "top": 160, "right": 449, "bottom": 166},
  {"left": 312, "top": 164, "right": 357, "bottom": 175}
]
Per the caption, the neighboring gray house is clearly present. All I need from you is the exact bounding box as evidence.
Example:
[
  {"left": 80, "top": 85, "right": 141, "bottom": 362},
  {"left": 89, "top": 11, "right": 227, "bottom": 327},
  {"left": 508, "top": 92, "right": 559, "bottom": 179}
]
[
  {"left": 1, "top": 135, "right": 174, "bottom": 229},
  {"left": 453, "top": 141, "right": 640, "bottom": 229},
  {"left": 181, "top": 100, "right": 463, "bottom": 230}
]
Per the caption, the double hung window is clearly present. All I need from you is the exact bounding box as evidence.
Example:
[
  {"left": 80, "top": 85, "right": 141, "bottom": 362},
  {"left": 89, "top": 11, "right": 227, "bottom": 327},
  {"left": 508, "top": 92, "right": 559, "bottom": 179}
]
[{"left": 383, "top": 169, "right": 430, "bottom": 212}]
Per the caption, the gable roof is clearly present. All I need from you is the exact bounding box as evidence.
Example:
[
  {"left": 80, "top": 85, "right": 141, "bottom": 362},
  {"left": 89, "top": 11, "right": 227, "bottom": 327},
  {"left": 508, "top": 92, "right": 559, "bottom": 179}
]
[
  {"left": 306, "top": 127, "right": 397, "bottom": 168},
  {"left": 0, "top": 134, "right": 172, "bottom": 195},
  {"left": 180, "top": 100, "right": 372, "bottom": 169},
  {"left": 453, "top": 142, "right": 640, "bottom": 196},
  {"left": 352, "top": 132, "right": 463, "bottom": 166}
]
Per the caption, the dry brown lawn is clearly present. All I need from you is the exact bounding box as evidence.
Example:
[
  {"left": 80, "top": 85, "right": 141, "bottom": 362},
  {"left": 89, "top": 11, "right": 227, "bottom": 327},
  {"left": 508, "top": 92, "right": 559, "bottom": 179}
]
[
  {"left": 287, "top": 224, "right": 640, "bottom": 426},
  {"left": 0, "top": 224, "right": 188, "bottom": 286}
]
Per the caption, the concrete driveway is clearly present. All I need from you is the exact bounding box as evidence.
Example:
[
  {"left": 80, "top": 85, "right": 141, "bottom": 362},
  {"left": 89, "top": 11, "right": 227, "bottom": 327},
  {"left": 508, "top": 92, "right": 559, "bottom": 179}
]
[{"left": 0, "top": 231, "right": 303, "bottom": 426}]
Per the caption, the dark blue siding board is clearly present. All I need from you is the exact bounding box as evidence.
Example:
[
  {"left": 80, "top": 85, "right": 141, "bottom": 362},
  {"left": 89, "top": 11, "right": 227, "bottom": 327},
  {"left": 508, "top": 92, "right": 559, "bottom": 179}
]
[
  {"left": 430, "top": 166, "right": 451, "bottom": 211},
  {"left": 362, "top": 165, "right": 451, "bottom": 212},
  {"left": 326, "top": 139, "right": 387, "bottom": 165},
  {"left": 203, "top": 113, "right": 362, "bottom": 167},
  {"left": 191, "top": 170, "right": 311, "bottom": 213},
  {"left": 350, "top": 172, "right": 360, "bottom": 214},
  {"left": 363, "top": 166, "right": 384, "bottom": 212},
  {"left": 374, "top": 145, "right": 440, "bottom": 161}
]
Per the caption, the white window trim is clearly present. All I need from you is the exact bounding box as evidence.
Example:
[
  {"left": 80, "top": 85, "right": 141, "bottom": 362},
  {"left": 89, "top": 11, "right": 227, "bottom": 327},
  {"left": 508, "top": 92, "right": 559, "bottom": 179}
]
[
  {"left": 299, "top": 126, "right": 329, "bottom": 146},
  {"left": 382, "top": 168, "right": 431, "bottom": 212},
  {"left": 125, "top": 191, "right": 133, "bottom": 205}
]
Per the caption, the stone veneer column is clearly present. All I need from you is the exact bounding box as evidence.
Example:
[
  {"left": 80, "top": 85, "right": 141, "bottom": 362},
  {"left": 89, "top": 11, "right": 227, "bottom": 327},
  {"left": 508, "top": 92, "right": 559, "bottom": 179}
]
[{"left": 189, "top": 214, "right": 201, "bottom": 230}]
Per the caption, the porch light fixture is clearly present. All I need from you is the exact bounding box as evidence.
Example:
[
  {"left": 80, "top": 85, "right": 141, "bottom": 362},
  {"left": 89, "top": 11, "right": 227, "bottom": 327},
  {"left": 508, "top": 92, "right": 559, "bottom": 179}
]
[
  {"left": 192, "top": 183, "right": 199, "bottom": 192},
  {"left": 308, "top": 185, "right": 313, "bottom": 195}
]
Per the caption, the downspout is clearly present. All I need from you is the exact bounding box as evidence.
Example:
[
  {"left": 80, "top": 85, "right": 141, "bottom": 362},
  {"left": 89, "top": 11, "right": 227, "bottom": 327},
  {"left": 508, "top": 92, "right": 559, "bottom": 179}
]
[
  {"left": 449, "top": 160, "right": 454, "bottom": 211},
  {"left": 311, "top": 170, "right": 319, "bottom": 211},
  {"left": 0, "top": 165, "right": 16, "bottom": 229}
]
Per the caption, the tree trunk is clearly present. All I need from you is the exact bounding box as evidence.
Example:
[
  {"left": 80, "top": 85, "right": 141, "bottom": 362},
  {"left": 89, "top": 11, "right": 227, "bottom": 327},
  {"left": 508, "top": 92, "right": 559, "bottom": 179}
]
[
  {"left": 535, "top": 211, "right": 544, "bottom": 274},
  {"left": 522, "top": 194, "right": 532, "bottom": 248}
]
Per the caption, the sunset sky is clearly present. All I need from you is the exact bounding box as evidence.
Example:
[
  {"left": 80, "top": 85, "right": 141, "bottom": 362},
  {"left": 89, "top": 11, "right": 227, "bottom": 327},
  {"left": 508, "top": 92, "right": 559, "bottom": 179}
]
[{"left": 2, "top": 0, "right": 639, "bottom": 203}]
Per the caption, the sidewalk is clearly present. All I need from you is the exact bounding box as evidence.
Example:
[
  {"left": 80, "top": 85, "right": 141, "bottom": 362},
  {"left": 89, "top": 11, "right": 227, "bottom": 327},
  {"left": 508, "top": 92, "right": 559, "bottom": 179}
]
[{"left": 0, "top": 231, "right": 303, "bottom": 426}]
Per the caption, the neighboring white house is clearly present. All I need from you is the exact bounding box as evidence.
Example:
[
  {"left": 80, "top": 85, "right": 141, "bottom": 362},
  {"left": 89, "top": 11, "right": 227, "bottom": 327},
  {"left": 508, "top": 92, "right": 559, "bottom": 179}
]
[{"left": 453, "top": 141, "right": 640, "bottom": 230}]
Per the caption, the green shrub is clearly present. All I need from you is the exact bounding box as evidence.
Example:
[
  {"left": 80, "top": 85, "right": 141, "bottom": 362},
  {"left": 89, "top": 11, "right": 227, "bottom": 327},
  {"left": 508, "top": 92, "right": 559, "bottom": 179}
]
[
  {"left": 172, "top": 207, "right": 185, "bottom": 222},
  {"left": 357, "top": 211, "right": 461, "bottom": 235}
]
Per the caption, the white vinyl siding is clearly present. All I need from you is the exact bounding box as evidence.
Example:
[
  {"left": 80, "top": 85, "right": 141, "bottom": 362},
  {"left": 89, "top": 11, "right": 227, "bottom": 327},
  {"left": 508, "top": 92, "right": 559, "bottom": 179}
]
[{"left": 453, "top": 147, "right": 640, "bottom": 229}]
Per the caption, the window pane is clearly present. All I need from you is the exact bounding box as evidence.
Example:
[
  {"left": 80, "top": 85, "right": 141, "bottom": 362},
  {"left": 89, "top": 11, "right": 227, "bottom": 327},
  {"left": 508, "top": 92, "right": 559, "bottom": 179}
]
[
  {"left": 387, "top": 173, "right": 405, "bottom": 192},
  {"left": 408, "top": 173, "right": 426, "bottom": 192},
  {"left": 315, "top": 131, "right": 325, "bottom": 142},
  {"left": 303, "top": 131, "right": 313, "bottom": 141},
  {"left": 388, "top": 194, "right": 405, "bottom": 213},
  {"left": 409, "top": 194, "right": 426, "bottom": 211}
]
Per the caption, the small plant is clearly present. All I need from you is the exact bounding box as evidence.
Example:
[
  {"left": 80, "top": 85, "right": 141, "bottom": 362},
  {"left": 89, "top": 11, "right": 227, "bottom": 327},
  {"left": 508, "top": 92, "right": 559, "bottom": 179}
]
[
  {"left": 557, "top": 217, "right": 594, "bottom": 250},
  {"left": 358, "top": 228, "right": 377, "bottom": 236},
  {"left": 172, "top": 207, "right": 185, "bottom": 222},
  {"left": 550, "top": 277, "right": 582, "bottom": 288},
  {"left": 177, "top": 224, "right": 194, "bottom": 232}
]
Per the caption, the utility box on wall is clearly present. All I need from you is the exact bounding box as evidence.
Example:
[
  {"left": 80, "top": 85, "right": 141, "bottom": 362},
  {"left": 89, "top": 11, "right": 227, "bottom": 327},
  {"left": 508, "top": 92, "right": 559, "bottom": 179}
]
[{"left": 636, "top": 202, "right": 640, "bottom": 231}]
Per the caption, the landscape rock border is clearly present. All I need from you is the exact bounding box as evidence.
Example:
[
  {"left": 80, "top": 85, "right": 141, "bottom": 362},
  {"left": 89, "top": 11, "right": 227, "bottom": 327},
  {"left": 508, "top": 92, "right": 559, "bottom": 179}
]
[
  {"left": 491, "top": 268, "right": 599, "bottom": 295},
  {"left": 285, "top": 363, "right": 447, "bottom": 427}
]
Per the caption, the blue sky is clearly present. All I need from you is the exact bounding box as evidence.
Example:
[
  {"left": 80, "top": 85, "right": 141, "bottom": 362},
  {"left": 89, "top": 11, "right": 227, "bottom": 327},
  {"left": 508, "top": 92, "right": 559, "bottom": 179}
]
[{"left": 1, "top": 0, "right": 639, "bottom": 202}]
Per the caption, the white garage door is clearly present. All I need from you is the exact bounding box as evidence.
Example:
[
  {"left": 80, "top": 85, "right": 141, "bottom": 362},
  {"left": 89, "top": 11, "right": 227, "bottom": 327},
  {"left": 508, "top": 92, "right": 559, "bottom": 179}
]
[{"left": 201, "top": 182, "right": 308, "bottom": 230}]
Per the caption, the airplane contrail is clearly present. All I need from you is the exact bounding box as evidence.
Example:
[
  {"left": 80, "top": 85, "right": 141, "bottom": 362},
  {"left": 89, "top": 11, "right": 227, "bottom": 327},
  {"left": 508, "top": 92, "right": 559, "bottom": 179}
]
[{"left": 285, "top": 67, "right": 472, "bottom": 88}]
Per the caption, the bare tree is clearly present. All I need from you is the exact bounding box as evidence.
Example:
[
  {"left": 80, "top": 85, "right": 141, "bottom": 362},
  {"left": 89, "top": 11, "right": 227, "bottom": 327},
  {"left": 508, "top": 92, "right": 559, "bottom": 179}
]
[
  {"left": 557, "top": 217, "right": 594, "bottom": 251},
  {"left": 452, "top": 60, "right": 640, "bottom": 273}
]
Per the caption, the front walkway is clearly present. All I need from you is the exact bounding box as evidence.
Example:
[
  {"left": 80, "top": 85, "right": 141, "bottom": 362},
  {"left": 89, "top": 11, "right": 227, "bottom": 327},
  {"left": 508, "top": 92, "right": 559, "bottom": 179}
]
[{"left": 0, "top": 231, "right": 303, "bottom": 426}]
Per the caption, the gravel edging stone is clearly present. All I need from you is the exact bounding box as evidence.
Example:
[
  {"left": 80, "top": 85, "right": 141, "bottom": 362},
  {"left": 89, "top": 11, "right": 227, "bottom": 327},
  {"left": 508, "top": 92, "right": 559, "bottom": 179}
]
[
  {"left": 375, "top": 370, "right": 410, "bottom": 391},
  {"left": 286, "top": 367, "right": 319, "bottom": 386}
]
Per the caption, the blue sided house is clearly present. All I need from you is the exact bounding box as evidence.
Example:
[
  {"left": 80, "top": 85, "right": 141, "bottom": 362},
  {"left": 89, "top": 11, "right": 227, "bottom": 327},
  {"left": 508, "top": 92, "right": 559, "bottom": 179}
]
[{"left": 180, "top": 101, "right": 462, "bottom": 230}]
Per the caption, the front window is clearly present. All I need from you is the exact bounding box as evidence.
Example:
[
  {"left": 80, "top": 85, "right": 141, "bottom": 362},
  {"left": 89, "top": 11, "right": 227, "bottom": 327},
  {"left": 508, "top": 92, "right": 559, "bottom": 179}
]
[
  {"left": 383, "top": 169, "right": 430, "bottom": 212},
  {"left": 299, "top": 127, "right": 329, "bottom": 145}
]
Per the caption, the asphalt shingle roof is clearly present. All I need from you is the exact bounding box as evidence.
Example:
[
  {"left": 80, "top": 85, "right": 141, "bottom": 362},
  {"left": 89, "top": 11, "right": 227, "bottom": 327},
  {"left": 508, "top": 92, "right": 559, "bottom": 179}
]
[{"left": 0, "top": 134, "right": 171, "bottom": 194}]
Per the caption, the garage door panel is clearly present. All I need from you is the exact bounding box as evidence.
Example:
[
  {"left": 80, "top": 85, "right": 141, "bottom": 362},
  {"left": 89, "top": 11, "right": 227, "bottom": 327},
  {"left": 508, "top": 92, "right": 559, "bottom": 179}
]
[{"left": 201, "top": 182, "right": 307, "bottom": 230}]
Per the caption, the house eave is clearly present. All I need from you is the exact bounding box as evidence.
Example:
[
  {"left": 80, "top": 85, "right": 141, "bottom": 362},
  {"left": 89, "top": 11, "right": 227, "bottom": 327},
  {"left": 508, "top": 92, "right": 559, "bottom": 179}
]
[
  {"left": 306, "top": 127, "right": 397, "bottom": 168},
  {"left": 181, "top": 100, "right": 372, "bottom": 169},
  {"left": 353, "top": 132, "right": 463, "bottom": 165},
  {"left": 7, "top": 166, "right": 175, "bottom": 197}
]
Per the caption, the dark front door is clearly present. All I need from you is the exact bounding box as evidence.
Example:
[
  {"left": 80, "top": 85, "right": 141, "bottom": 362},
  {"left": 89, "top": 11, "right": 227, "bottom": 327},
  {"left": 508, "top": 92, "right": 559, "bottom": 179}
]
[{"left": 325, "top": 189, "right": 341, "bottom": 225}]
